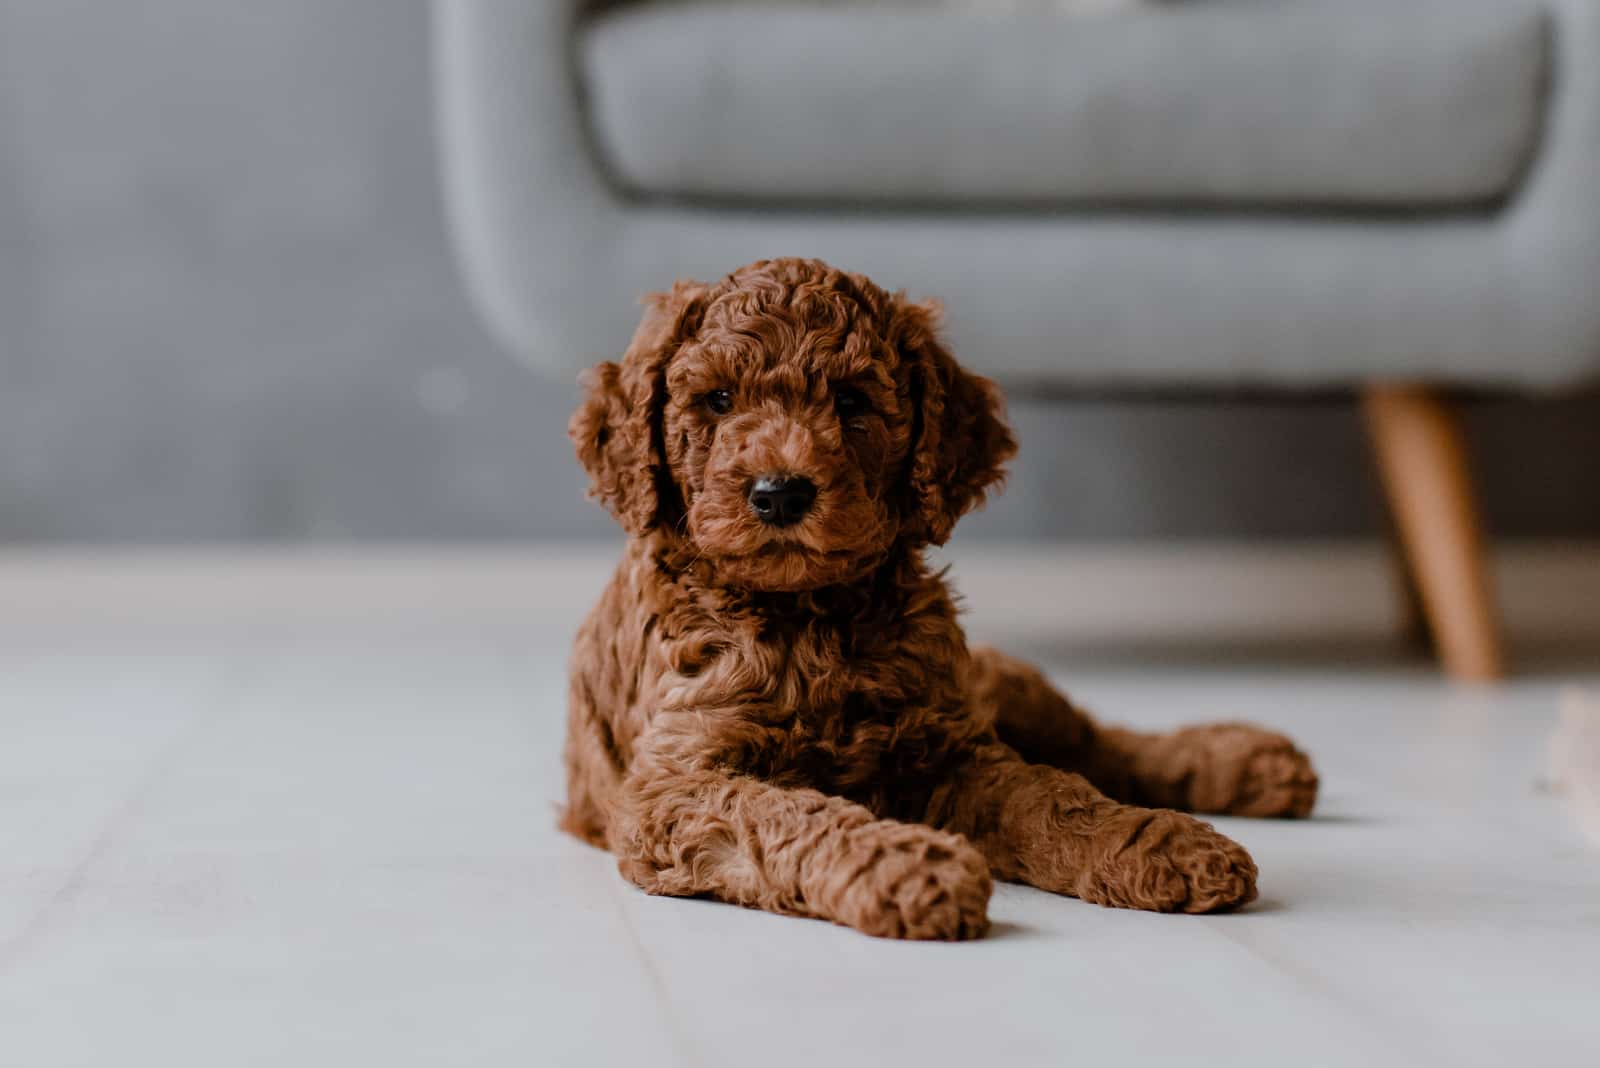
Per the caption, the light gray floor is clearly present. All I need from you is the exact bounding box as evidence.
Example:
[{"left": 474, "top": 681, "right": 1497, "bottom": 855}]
[{"left": 1, "top": 558, "right": 1598, "bottom": 1067}]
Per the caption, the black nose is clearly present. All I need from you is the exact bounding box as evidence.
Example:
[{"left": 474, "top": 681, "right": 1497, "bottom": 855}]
[{"left": 748, "top": 475, "right": 816, "bottom": 527}]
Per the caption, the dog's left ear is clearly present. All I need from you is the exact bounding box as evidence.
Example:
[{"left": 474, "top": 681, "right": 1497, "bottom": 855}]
[
  {"left": 569, "top": 280, "right": 709, "bottom": 535},
  {"left": 891, "top": 296, "right": 1017, "bottom": 545}
]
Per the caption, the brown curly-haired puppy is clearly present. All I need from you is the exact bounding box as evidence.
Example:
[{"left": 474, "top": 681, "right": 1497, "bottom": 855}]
[{"left": 565, "top": 258, "right": 1317, "bottom": 940}]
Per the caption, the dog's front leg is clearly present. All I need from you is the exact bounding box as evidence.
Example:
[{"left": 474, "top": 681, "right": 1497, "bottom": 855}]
[
  {"left": 608, "top": 766, "right": 992, "bottom": 939},
  {"left": 925, "top": 743, "right": 1259, "bottom": 914}
]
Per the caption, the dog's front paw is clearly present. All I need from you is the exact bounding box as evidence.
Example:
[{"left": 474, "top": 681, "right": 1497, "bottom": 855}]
[
  {"left": 1077, "top": 809, "right": 1258, "bottom": 914},
  {"left": 834, "top": 823, "right": 992, "bottom": 940},
  {"left": 1177, "top": 724, "right": 1319, "bottom": 818}
]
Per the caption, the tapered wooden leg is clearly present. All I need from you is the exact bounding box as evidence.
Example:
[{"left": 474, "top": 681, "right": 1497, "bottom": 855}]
[
  {"left": 1362, "top": 385, "right": 1506, "bottom": 682},
  {"left": 1379, "top": 500, "right": 1434, "bottom": 652}
]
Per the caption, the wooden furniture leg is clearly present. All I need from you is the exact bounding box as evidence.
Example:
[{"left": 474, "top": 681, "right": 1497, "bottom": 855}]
[
  {"left": 1379, "top": 496, "right": 1434, "bottom": 652},
  {"left": 1362, "top": 385, "right": 1506, "bottom": 682}
]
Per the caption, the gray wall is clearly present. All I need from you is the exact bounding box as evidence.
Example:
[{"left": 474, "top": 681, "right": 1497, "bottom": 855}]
[{"left": 2, "top": 0, "right": 1596, "bottom": 544}]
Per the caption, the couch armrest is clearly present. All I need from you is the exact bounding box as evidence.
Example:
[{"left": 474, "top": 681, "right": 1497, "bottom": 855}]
[
  {"left": 1505, "top": 0, "right": 1600, "bottom": 382},
  {"left": 432, "top": 0, "right": 622, "bottom": 371}
]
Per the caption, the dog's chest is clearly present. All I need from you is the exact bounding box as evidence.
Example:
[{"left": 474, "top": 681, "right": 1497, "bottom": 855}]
[
  {"left": 704, "top": 620, "right": 974, "bottom": 792},
  {"left": 784, "top": 685, "right": 945, "bottom": 792}
]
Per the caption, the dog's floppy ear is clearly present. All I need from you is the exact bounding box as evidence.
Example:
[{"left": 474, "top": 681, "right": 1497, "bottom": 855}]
[
  {"left": 891, "top": 296, "right": 1017, "bottom": 545},
  {"left": 569, "top": 280, "right": 708, "bottom": 535}
]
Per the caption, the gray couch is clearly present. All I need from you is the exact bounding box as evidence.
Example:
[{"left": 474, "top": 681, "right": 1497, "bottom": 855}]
[{"left": 432, "top": 0, "right": 1600, "bottom": 679}]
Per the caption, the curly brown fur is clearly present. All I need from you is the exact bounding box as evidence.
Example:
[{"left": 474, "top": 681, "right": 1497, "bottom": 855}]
[
  {"left": 969, "top": 647, "right": 1319, "bottom": 819},
  {"left": 566, "top": 258, "right": 1316, "bottom": 939}
]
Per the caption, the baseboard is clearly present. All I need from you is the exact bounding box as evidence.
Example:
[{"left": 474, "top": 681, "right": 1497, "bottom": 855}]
[
  {"left": 1, "top": 541, "right": 1596, "bottom": 644},
  {"left": 936, "top": 541, "right": 1600, "bottom": 646}
]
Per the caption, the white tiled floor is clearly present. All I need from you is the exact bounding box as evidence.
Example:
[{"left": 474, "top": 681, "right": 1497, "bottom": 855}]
[{"left": 2, "top": 558, "right": 1599, "bottom": 1067}]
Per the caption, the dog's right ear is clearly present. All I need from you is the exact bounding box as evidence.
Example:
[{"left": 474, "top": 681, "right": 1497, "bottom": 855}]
[{"left": 569, "top": 280, "right": 708, "bottom": 535}]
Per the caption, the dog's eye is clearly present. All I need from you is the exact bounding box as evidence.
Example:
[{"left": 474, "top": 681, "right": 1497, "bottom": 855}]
[
  {"left": 703, "top": 389, "right": 733, "bottom": 416},
  {"left": 834, "top": 387, "right": 870, "bottom": 419}
]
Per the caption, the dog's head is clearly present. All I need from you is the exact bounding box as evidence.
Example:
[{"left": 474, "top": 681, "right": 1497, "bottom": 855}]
[{"left": 570, "top": 258, "right": 1016, "bottom": 591}]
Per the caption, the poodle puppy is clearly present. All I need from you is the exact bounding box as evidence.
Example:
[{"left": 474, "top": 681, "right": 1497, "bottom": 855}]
[{"left": 565, "top": 257, "right": 1317, "bottom": 939}]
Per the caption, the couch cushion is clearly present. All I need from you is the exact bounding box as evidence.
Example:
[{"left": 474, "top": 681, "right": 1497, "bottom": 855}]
[{"left": 579, "top": 0, "right": 1549, "bottom": 209}]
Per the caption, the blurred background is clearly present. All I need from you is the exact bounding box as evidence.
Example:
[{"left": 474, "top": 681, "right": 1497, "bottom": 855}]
[
  {"left": 4, "top": 0, "right": 1598, "bottom": 546},
  {"left": 4, "top": 4, "right": 1600, "bottom": 1065}
]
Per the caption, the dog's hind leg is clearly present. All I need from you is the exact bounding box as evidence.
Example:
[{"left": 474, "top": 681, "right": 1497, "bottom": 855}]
[{"left": 970, "top": 646, "right": 1318, "bottom": 818}]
